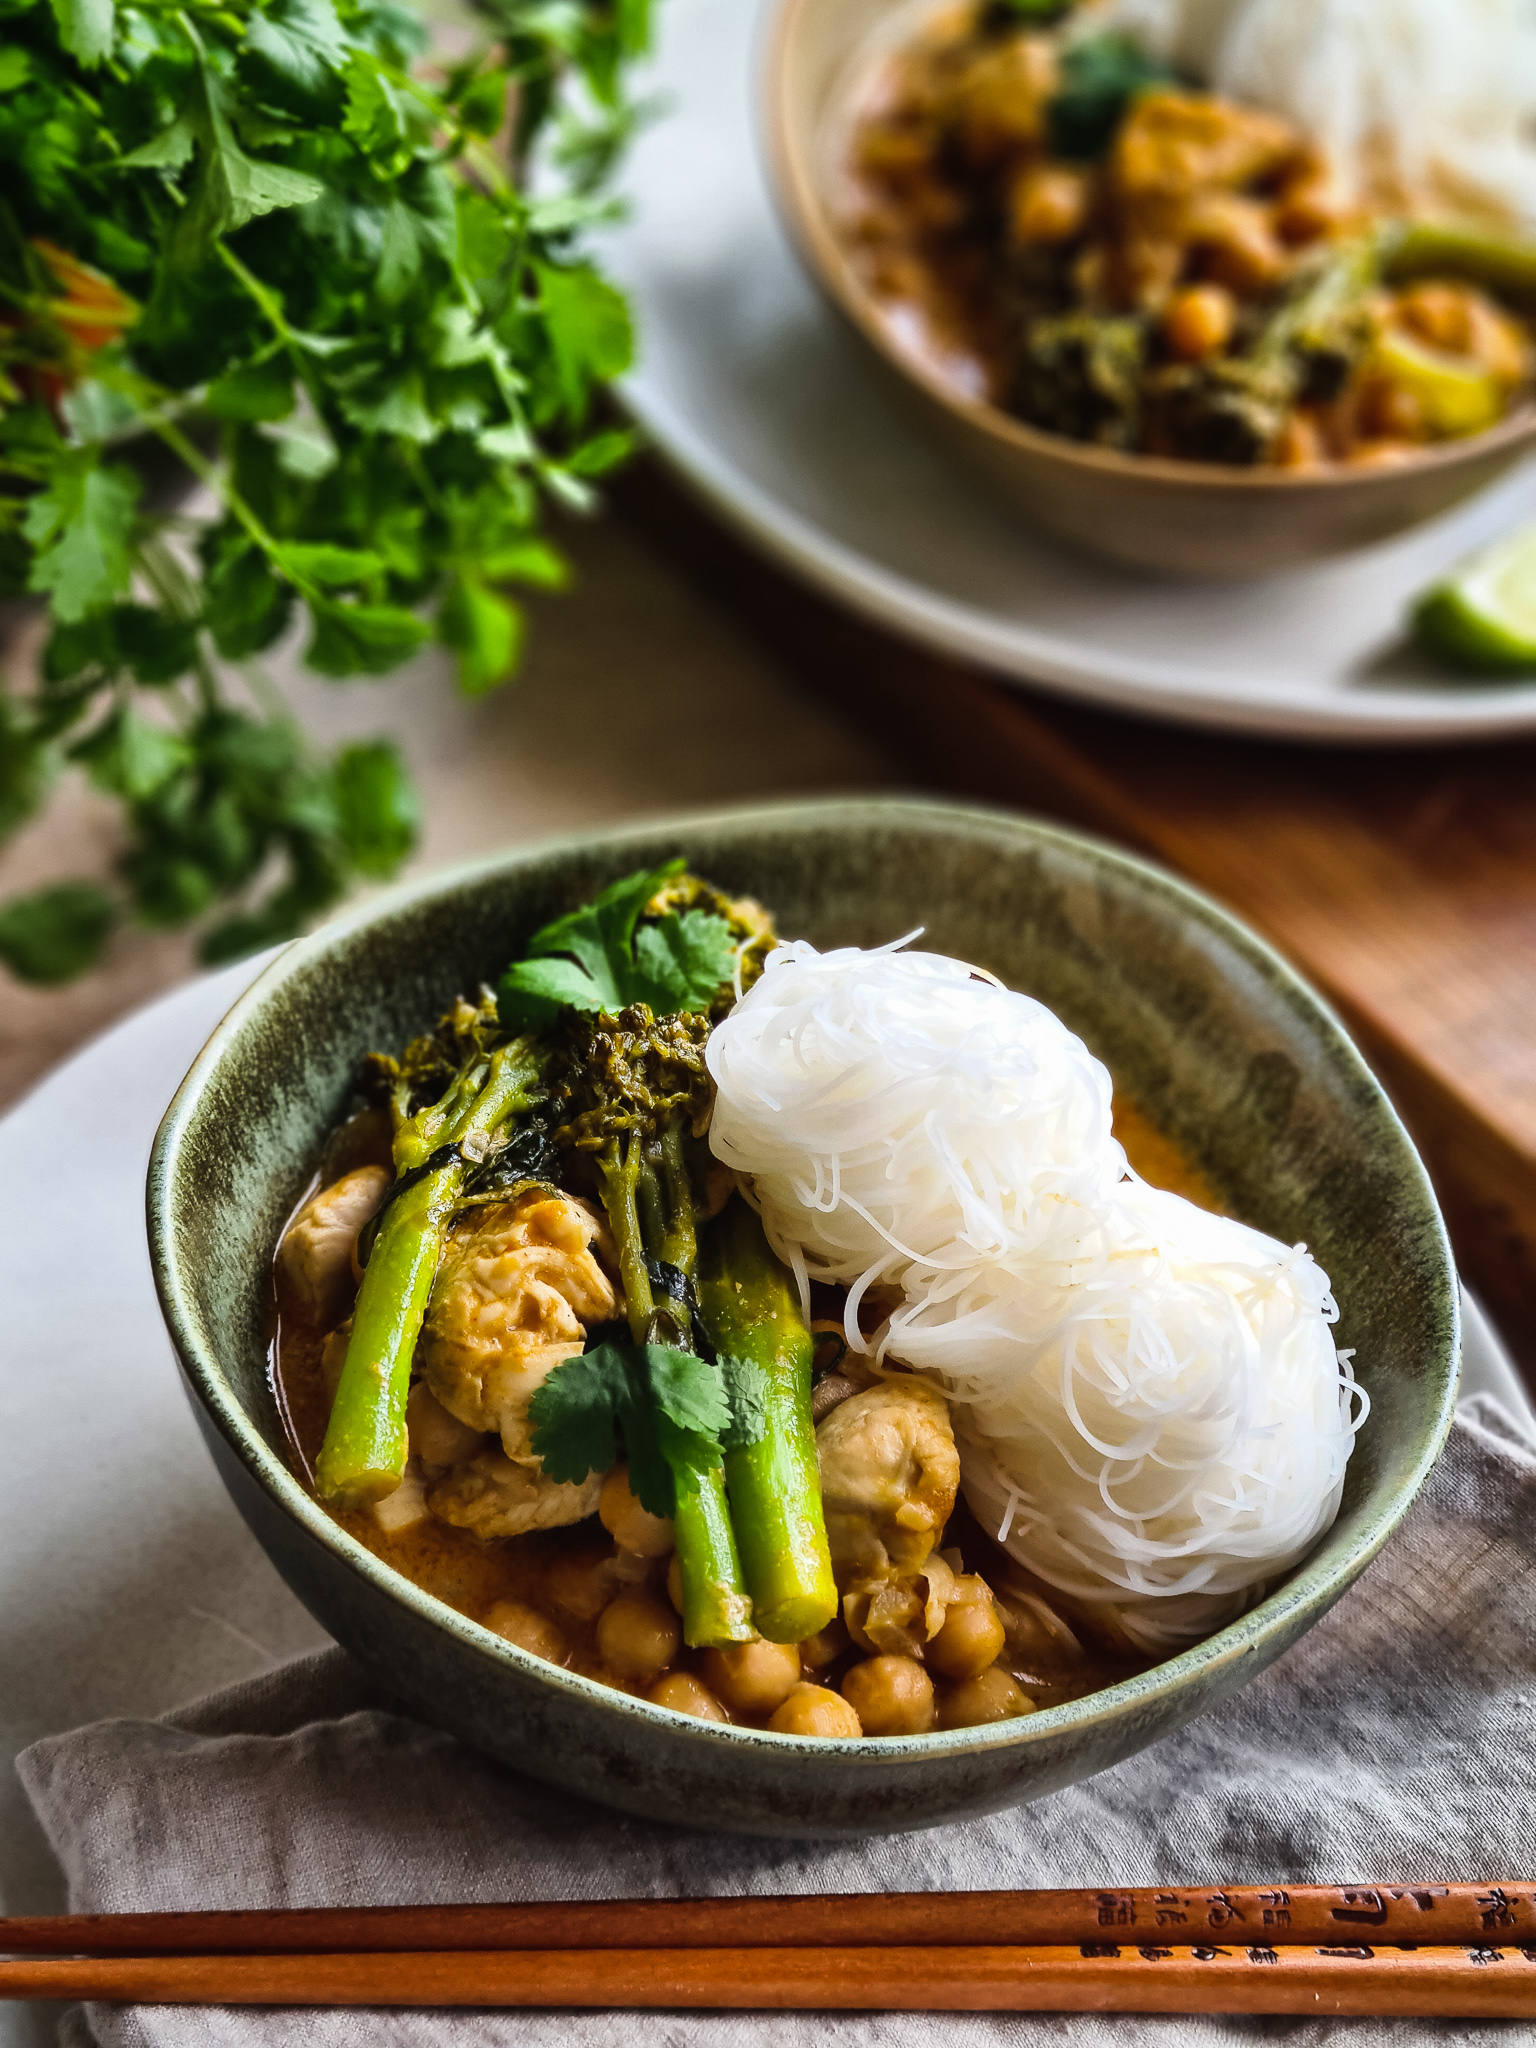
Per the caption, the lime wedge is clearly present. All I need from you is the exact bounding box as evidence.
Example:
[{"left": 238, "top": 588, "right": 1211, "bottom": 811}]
[{"left": 1413, "top": 523, "right": 1536, "bottom": 674}]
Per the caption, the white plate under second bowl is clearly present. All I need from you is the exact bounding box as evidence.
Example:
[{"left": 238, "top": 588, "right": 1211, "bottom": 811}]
[{"left": 599, "top": 0, "right": 1536, "bottom": 744}]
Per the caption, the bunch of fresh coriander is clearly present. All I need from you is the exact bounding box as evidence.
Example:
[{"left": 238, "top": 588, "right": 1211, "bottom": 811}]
[{"left": 0, "top": 0, "right": 646, "bottom": 981}]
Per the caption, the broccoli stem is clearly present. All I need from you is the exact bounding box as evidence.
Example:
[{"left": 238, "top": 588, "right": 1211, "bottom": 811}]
[
  {"left": 696, "top": 1198, "right": 838, "bottom": 1644},
  {"left": 596, "top": 1133, "right": 753, "bottom": 1648},
  {"left": 314, "top": 1038, "right": 545, "bottom": 1507}
]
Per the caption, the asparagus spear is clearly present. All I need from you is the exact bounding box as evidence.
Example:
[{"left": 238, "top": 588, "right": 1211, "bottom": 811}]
[
  {"left": 696, "top": 1199, "right": 838, "bottom": 1645},
  {"left": 314, "top": 1035, "right": 545, "bottom": 1506},
  {"left": 1381, "top": 219, "right": 1536, "bottom": 308},
  {"left": 595, "top": 1126, "right": 754, "bottom": 1649}
]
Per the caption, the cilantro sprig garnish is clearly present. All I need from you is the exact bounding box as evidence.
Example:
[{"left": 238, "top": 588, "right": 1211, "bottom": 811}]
[
  {"left": 0, "top": 0, "right": 649, "bottom": 981},
  {"left": 496, "top": 859, "right": 737, "bottom": 1033},
  {"left": 529, "top": 1336, "right": 766, "bottom": 1519}
]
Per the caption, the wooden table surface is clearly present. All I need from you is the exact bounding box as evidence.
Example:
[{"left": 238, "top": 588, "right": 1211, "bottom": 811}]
[{"left": 2, "top": 456, "right": 1532, "bottom": 1380}]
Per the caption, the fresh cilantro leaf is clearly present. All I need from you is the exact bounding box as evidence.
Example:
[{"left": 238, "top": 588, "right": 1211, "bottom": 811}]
[
  {"left": 70, "top": 705, "right": 191, "bottom": 799},
  {"left": 476, "top": 538, "right": 570, "bottom": 589},
  {"left": 527, "top": 1342, "right": 629, "bottom": 1487},
  {"left": 204, "top": 544, "right": 294, "bottom": 660},
  {"left": 332, "top": 739, "right": 418, "bottom": 878},
  {"left": 528, "top": 1338, "right": 728, "bottom": 1519},
  {"left": 240, "top": 0, "right": 352, "bottom": 117},
  {"left": 633, "top": 911, "right": 736, "bottom": 1014},
  {"left": 1047, "top": 33, "right": 1175, "bottom": 161},
  {"left": 305, "top": 598, "right": 430, "bottom": 675},
  {"left": 0, "top": 701, "right": 56, "bottom": 837},
  {"left": 122, "top": 113, "right": 197, "bottom": 172},
  {"left": 718, "top": 1354, "right": 769, "bottom": 1450},
  {"left": 207, "top": 355, "right": 296, "bottom": 422},
  {"left": 497, "top": 860, "right": 736, "bottom": 1027},
  {"left": 154, "top": 34, "right": 326, "bottom": 261},
  {"left": 565, "top": 428, "right": 635, "bottom": 477},
  {"left": 0, "top": 882, "right": 117, "bottom": 983},
  {"left": 341, "top": 50, "right": 424, "bottom": 160},
  {"left": 274, "top": 541, "right": 386, "bottom": 588},
  {"left": 49, "top": 0, "right": 113, "bottom": 66},
  {"left": 647, "top": 1343, "right": 730, "bottom": 1439},
  {"left": 332, "top": 360, "right": 438, "bottom": 441},
  {"left": 113, "top": 606, "right": 200, "bottom": 686},
  {"left": 376, "top": 199, "right": 423, "bottom": 304},
  {"left": 533, "top": 261, "right": 632, "bottom": 418},
  {"left": 437, "top": 570, "right": 523, "bottom": 695},
  {"left": 23, "top": 453, "right": 139, "bottom": 623},
  {"left": 457, "top": 66, "right": 506, "bottom": 137},
  {"left": 260, "top": 415, "right": 339, "bottom": 479}
]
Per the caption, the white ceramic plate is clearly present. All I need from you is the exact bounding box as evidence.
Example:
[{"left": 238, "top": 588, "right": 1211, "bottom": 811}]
[
  {"left": 601, "top": 0, "right": 1536, "bottom": 743},
  {"left": 1, "top": 952, "right": 1529, "bottom": 2048}
]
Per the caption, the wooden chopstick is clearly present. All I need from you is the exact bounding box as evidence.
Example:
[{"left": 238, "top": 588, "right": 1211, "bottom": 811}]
[
  {"left": 2, "top": 1944, "right": 1535, "bottom": 2016},
  {"left": 4, "top": 1884, "right": 1532, "bottom": 1956}
]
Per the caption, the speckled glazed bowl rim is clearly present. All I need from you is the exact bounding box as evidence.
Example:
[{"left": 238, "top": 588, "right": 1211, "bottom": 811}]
[
  {"left": 149, "top": 796, "right": 1460, "bottom": 1774},
  {"left": 762, "top": 0, "right": 1536, "bottom": 496}
]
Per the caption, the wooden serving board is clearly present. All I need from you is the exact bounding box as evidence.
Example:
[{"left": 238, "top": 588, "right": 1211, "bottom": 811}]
[{"left": 613, "top": 459, "right": 1536, "bottom": 1382}]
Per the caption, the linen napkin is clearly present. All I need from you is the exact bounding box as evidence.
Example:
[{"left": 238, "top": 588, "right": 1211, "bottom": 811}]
[{"left": 19, "top": 1392, "right": 1536, "bottom": 2048}]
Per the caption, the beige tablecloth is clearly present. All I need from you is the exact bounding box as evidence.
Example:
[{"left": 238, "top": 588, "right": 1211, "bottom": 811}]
[{"left": 18, "top": 1393, "right": 1536, "bottom": 2047}]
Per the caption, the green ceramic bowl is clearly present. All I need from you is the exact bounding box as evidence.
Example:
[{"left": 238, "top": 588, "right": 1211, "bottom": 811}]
[{"left": 148, "top": 797, "right": 1458, "bottom": 1836}]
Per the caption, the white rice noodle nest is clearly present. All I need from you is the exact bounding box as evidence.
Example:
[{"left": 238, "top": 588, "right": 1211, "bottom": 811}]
[
  {"left": 705, "top": 936, "right": 1127, "bottom": 1335},
  {"left": 905, "top": 1185, "right": 1368, "bottom": 1651},
  {"left": 707, "top": 938, "right": 1369, "bottom": 1651}
]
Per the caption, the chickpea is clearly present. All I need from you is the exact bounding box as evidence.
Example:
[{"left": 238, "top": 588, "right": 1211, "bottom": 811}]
[
  {"left": 544, "top": 1546, "right": 622, "bottom": 1623},
  {"left": 937, "top": 1668, "right": 1035, "bottom": 1731},
  {"left": 647, "top": 1672, "right": 730, "bottom": 1722},
  {"left": 596, "top": 1590, "right": 681, "bottom": 1682},
  {"left": 769, "top": 1682, "right": 864, "bottom": 1739},
  {"left": 1399, "top": 282, "right": 1473, "bottom": 354},
  {"left": 1274, "top": 408, "right": 1325, "bottom": 468},
  {"left": 666, "top": 1552, "right": 684, "bottom": 1616},
  {"left": 1161, "top": 283, "right": 1236, "bottom": 363},
  {"left": 483, "top": 1599, "right": 567, "bottom": 1665},
  {"left": 1275, "top": 174, "right": 1350, "bottom": 245},
  {"left": 599, "top": 1463, "right": 675, "bottom": 1558},
  {"left": 1358, "top": 375, "right": 1426, "bottom": 443},
  {"left": 1465, "top": 297, "right": 1529, "bottom": 386},
  {"left": 841, "top": 1655, "right": 935, "bottom": 1737},
  {"left": 797, "top": 1616, "right": 850, "bottom": 1670},
  {"left": 1346, "top": 439, "right": 1417, "bottom": 468},
  {"left": 701, "top": 1638, "right": 804, "bottom": 1716},
  {"left": 927, "top": 1579, "right": 1006, "bottom": 1681},
  {"left": 1008, "top": 164, "right": 1088, "bottom": 247}
]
